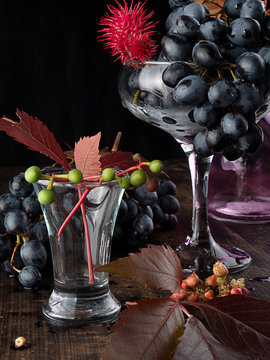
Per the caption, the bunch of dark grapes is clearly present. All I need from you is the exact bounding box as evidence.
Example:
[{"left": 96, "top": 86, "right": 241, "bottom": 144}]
[
  {"left": 112, "top": 178, "right": 180, "bottom": 251},
  {"left": 0, "top": 172, "right": 49, "bottom": 289},
  {"left": 133, "top": 0, "right": 270, "bottom": 161}
]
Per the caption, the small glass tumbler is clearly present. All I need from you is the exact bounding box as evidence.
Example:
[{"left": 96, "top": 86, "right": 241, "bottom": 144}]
[
  {"left": 34, "top": 170, "right": 124, "bottom": 325},
  {"left": 208, "top": 116, "right": 270, "bottom": 224}
]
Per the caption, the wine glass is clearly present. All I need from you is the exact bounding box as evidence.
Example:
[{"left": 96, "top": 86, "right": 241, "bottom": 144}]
[{"left": 118, "top": 60, "right": 268, "bottom": 278}]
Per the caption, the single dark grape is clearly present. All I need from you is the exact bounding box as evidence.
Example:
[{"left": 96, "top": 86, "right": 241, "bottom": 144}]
[
  {"left": 258, "top": 46, "right": 270, "bottom": 68},
  {"left": 208, "top": 79, "right": 238, "bottom": 108},
  {"left": 162, "top": 61, "right": 193, "bottom": 88},
  {"left": 145, "top": 178, "right": 160, "bottom": 192},
  {"left": 125, "top": 199, "right": 139, "bottom": 222},
  {"left": 4, "top": 209, "right": 28, "bottom": 234},
  {"left": 192, "top": 40, "right": 222, "bottom": 69},
  {"left": 150, "top": 203, "right": 165, "bottom": 224},
  {"left": 9, "top": 172, "right": 33, "bottom": 197},
  {"left": 240, "top": 0, "right": 265, "bottom": 24},
  {"left": 0, "top": 193, "right": 21, "bottom": 216},
  {"left": 157, "top": 179, "right": 177, "bottom": 197},
  {"left": 193, "top": 130, "right": 213, "bottom": 157},
  {"left": 221, "top": 112, "right": 249, "bottom": 139},
  {"left": 158, "top": 194, "right": 180, "bottom": 214},
  {"left": 224, "top": 0, "right": 246, "bottom": 18},
  {"left": 206, "top": 128, "right": 233, "bottom": 153},
  {"left": 221, "top": 45, "right": 247, "bottom": 61},
  {"left": 199, "top": 18, "right": 226, "bottom": 42},
  {"left": 239, "top": 123, "right": 263, "bottom": 154},
  {"left": 18, "top": 265, "right": 42, "bottom": 289},
  {"left": 166, "top": 6, "right": 184, "bottom": 32},
  {"left": 236, "top": 52, "right": 265, "bottom": 82},
  {"left": 22, "top": 195, "right": 41, "bottom": 220},
  {"left": 133, "top": 213, "right": 154, "bottom": 236},
  {"left": 182, "top": 1, "right": 206, "bottom": 23},
  {"left": 227, "top": 18, "right": 261, "bottom": 47},
  {"left": 175, "top": 15, "right": 200, "bottom": 38},
  {"left": 159, "top": 214, "right": 178, "bottom": 229},
  {"left": 173, "top": 75, "right": 208, "bottom": 106},
  {"left": 138, "top": 205, "right": 154, "bottom": 220},
  {"left": 29, "top": 220, "right": 49, "bottom": 244},
  {"left": 20, "top": 240, "right": 47, "bottom": 270},
  {"left": 193, "top": 101, "right": 220, "bottom": 128},
  {"left": 232, "top": 80, "right": 261, "bottom": 113},
  {"left": 222, "top": 142, "right": 244, "bottom": 161},
  {"left": 135, "top": 184, "right": 158, "bottom": 206},
  {"left": 161, "top": 34, "right": 192, "bottom": 61}
]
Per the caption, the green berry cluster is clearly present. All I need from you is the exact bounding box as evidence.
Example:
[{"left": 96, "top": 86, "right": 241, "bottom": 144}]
[{"left": 25, "top": 159, "right": 163, "bottom": 205}]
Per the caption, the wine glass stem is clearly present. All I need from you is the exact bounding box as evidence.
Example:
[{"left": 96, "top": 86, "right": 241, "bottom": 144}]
[{"left": 181, "top": 144, "right": 213, "bottom": 247}]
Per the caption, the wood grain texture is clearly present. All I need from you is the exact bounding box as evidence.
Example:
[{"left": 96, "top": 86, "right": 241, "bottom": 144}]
[{"left": 0, "top": 161, "right": 270, "bottom": 359}]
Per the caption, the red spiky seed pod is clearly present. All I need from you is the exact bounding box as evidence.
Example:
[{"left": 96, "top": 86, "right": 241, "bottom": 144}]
[{"left": 98, "top": 0, "right": 158, "bottom": 65}]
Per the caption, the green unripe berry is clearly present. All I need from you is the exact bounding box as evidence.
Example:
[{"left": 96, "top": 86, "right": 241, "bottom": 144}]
[
  {"left": 130, "top": 170, "right": 146, "bottom": 187},
  {"left": 38, "top": 189, "right": 55, "bottom": 205},
  {"left": 101, "top": 168, "right": 115, "bottom": 182},
  {"left": 149, "top": 160, "right": 163, "bottom": 173},
  {"left": 24, "top": 166, "right": 42, "bottom": 183},
  {"left": 68, "top": 169, "right": 83, "bottom": 183},
  {"left": 118, "top": 177, "right": 131, "bottom": 189}
]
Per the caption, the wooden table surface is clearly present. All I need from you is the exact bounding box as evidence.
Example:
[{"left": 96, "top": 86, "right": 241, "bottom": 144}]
[{"left": 0, "top": 161, "right": 270, "bottom": 360}]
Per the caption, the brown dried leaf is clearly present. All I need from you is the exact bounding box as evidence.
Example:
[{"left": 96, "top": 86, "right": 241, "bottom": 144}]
[
  {"left": 97, "top": 244, "right": 182, "bottom": 293},
  {"left": 102, "top": 298, "right": 185, "bottom": 360}
]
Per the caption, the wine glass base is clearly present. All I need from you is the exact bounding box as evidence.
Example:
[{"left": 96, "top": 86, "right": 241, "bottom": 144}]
[
  {"left": 177, "top": 240, "right": 251, "bottom": 279},
  {"left": 209, "top": 199, "right": 270, "bottom": 224}
]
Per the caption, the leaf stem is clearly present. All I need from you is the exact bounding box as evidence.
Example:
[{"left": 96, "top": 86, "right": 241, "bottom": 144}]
[{"left": 111, "top": 131, "right": 122, "bottom": 152}]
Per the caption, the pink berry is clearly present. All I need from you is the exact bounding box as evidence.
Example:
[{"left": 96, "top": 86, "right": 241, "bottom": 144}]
[
  {"left": 204, "top": 289, "right": 214, "bottom": 300},
  {"left": 181, "top": 281, "right": 189, "bottom": 290},
  {"left": 242, "top": 288, "right": 250, "bottom": 297},
  {"left": 213, "top": 261, "right": 229, "bottom": 278},
  {"left": 185, "top": 271, "right": 199, "bottom": 288},
  {"left": 205, "top": 274, "right": 217, "bottom": 287},
  {"left": 230, "top": 287, "right": 243, "bottom": 295}
]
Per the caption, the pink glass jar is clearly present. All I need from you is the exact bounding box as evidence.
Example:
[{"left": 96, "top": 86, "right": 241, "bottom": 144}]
[{"left": 208, "top": 116, "right": 270, "bottom": 224}]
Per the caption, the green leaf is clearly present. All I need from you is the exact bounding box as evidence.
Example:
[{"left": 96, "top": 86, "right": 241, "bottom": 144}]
[
  {"left": 96, "top": 244, "right": 182, "bottom": 293},
  {"left": 102, "top": 297, "right": 185, "bottom": 360}
]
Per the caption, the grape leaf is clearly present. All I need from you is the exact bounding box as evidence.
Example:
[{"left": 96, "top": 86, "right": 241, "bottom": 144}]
[
  {"left": 100, "top": 150, "right": 137, "bottom": 170},
  {"left": 185, "top": 295, "right": 270, "bottom": 359},
  {"left": 0, "top": 109, "right": 70, "bottom": 170},
  {"left": 74, "top": 133, "right": 101, "bottom": 177},
  {"left": 102, "top": 298, "right": 185, "bottom": 360},
  {"left": 173, "top": 315, "right": 249, "bottom": 360},
  {"left": 96, "top": 244, "right": 182, "bottom": 293}
]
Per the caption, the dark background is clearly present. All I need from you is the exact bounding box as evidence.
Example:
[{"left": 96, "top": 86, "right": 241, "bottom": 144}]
[{"left": 0, "top": 0, "right": 183, "bottom": 166}]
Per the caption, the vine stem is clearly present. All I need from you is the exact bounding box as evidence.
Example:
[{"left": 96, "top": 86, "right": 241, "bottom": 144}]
[
  {"left": 78, "top": 188, "right": 94, "bottom": 284},
  {"left": 10, "top": 235, "right": 21, "bottom": 273},
  {"left": 179, "top": 303, "right": 191, "bottom": 318},
  {"left": 58, "top": 187, "right": 91, "bottom": 238}
]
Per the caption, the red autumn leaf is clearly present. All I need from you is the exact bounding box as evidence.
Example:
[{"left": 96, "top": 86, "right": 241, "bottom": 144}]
[
  {"left": 102, "top": 298, "right": 185, "bottom": 360},
  {"left": 185, "top": 295, "right": 270, "bottom": 359},
  {"left": 96, "top": 244, "right": 182, "bottom": 293},
  {"left": 0, "top": 109, "right": 70, "bottom": 170},
  {"left": 173, "top": 315, "right": 249, "bottom": 360},
  {"left": 74, "top": 133, "right": 101, "bottom": 177},
  {"left": 100, "top": 150, "right": 137, "bottom": 170}
]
